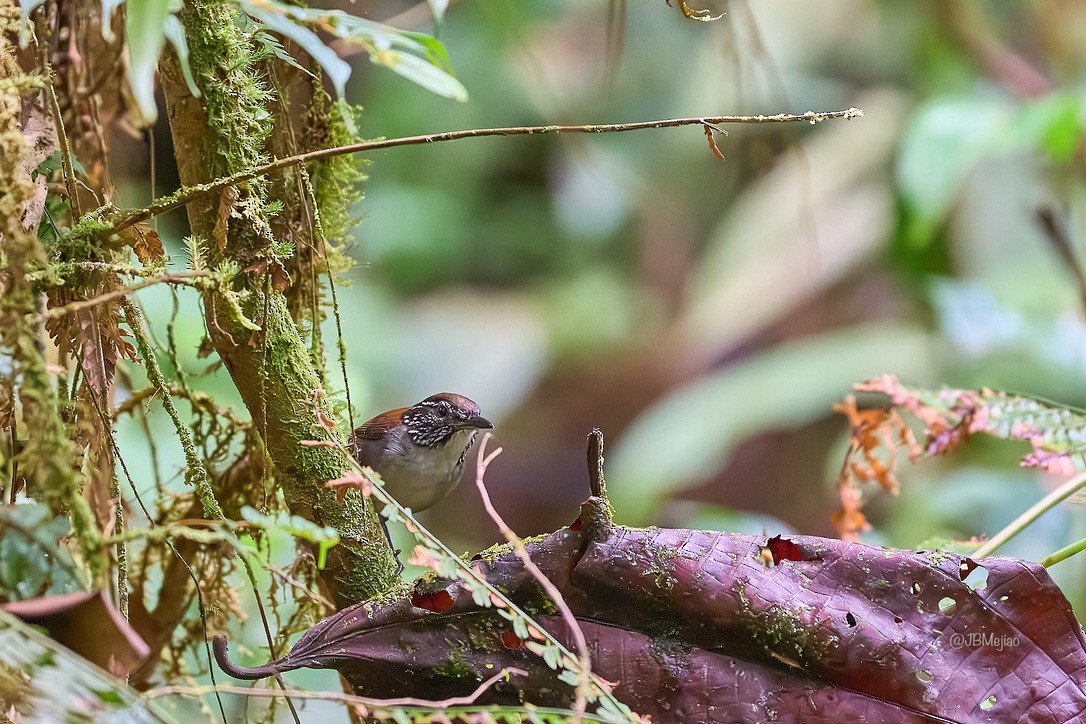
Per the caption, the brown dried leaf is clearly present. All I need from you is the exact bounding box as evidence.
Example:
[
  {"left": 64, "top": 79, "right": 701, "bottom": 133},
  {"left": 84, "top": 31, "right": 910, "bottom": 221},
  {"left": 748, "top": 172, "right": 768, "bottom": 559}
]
[
  {"left": 270, "top": 260, "right": 291, "bottom": 292},
  {"left": 213, "top": 187, "right": 238, "bottom": 251},
  {"left": 703, "top": 125, "right": 725, "bottom": 160},
  {"left": 124, "top": 223, "right": 165, "bottom": 265}
]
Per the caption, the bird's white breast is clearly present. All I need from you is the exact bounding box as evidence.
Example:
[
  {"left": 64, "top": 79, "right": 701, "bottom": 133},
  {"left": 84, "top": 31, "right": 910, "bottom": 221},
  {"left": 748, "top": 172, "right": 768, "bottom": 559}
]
[{"left": 369, "top": 427, "right": 478, "bottom": 512}]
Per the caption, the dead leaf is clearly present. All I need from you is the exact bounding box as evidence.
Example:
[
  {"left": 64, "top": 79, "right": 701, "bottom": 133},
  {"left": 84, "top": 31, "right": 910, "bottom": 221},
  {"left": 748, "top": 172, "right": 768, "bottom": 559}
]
[
  {"left": 214, "top": 187, "right": 238, "bottom": 251},
  {"left": 703, "top": 124, "right": 726, "bottom": 160},
  {"left": 124, "top": 223, "right": 165, "bottom": 265}
]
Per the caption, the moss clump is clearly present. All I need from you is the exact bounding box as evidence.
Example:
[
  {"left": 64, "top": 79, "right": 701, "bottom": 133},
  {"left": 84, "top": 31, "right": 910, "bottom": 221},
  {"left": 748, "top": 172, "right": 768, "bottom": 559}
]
[
  {"left": 736, "top": 579, "right": 833, "bottom": 671},
  {"left": 433, "top": 645, "right": 476, "bottom": 680}
]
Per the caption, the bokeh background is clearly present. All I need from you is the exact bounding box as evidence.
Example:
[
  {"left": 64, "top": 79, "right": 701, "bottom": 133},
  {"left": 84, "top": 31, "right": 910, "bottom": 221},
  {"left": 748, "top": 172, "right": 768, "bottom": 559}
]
[{"left": 118, "top": 0, "right": 1086, "bottom": 714}]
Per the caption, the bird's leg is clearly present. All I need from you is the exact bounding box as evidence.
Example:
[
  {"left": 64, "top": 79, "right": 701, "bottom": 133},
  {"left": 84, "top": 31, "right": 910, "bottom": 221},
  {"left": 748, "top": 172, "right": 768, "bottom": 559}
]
[{"left": 379, "top": 512, "right": 404, "bottom": 576}]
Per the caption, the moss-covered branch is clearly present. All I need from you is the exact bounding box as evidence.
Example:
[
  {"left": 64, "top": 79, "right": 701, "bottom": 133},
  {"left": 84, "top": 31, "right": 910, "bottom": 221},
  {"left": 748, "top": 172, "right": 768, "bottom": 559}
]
[{"left": 160, "top": 0, "right": 397, "bottom": 606}]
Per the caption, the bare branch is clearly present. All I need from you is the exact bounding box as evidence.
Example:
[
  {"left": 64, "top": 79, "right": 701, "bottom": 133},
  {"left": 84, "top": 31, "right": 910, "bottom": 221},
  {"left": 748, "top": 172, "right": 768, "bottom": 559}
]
[
  {"left": 145, "top": 667, "right": 527, "bottom": 710},
  {"left": 107, "top": 108, "right": 864, "bottom": 233},
  {"left": 33, "top": 272, "right": 206, "bottom": 322}
]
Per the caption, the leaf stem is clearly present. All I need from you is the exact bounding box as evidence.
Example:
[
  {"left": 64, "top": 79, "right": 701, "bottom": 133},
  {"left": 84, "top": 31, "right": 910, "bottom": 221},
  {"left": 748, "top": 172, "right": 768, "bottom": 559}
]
[{"left": 973, "top": 470, "right": 1086, "bottom": 559}]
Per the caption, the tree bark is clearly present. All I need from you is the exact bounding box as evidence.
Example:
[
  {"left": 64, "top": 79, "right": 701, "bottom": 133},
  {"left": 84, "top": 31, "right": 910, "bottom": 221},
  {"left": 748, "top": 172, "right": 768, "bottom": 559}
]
[{"left": 158, "top": 0, "right": 398, "bottom": 607}]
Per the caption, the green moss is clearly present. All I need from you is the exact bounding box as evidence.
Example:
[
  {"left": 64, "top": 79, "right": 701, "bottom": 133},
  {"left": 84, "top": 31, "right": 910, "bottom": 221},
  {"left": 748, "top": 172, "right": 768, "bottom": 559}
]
[
  {"left": 926, "top": 550, "right": 952, "bottom": 567},
  {"left": 174, "top": 0, "right": 399, "bottom": 607},
  {"left": 519, "top": 583, "right": 558, "bottom": 617},
  {"left": 311, "top": 97, "right": 367, "bottom": 252},
  {"left": 434, "top": 645, "right": 476, "bottom": 680},
  {"left": 736, "top": 579, "right": 833, "bottom": 671},
  {"left": 465, "top": 615, "right": 503, "bottom": 653}
]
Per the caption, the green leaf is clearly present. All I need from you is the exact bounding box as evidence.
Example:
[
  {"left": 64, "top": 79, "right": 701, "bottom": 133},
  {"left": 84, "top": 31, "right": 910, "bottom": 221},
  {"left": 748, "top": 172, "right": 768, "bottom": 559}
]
[
  {"left": 240, "top": 506, "right": 340, "bottom": 545},
  {"left": 370, "top": 48, "right": 467, "bottom": 102},
  {"left": 163, "top": 16, "right": 200, "bottom": 99},
  {"left": 426, "top": 0, "right": 448, "bottom": 34},
  {"left": 253, "top": 29, "right": 316, "bottom": 78},
  {"left": 241, "top": 0, "right": 466, "bottom": 100},
  {"left": 1010, "top": 92, "right": 1083, "bottom": 163},
  {"left": 241, "top": 0, "right": 351, "bottom": 97},
  {"left": 896, "top": 96, "right": 1010, "bottom": 249},
  {"left": 125, "top": 0, "right": 173, "bottom": 122}
]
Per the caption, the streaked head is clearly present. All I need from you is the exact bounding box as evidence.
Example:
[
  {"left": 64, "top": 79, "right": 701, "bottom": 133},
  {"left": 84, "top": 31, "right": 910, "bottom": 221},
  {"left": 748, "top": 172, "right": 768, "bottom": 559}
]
[{"left": 402, "top": 393, "right": 493, "bottom": 447}]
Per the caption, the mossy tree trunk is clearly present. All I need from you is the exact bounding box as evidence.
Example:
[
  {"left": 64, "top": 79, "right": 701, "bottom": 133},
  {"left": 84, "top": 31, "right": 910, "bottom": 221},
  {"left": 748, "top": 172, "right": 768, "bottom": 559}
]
[{"left": 159, "top": 0, "right": 397, "bottom": 608}]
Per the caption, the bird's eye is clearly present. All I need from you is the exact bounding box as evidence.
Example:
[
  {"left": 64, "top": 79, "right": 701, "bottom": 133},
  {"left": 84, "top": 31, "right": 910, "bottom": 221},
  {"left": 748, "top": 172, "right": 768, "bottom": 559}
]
[{"left": 437, "top": 404, "right": 450, "bottom": 418}]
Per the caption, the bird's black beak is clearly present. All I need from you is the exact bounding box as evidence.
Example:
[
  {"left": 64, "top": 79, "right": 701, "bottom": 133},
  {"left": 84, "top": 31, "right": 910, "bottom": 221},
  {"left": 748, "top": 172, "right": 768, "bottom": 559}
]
[{"left": 459, "top": 415, "right": 493, "bottom": 430}]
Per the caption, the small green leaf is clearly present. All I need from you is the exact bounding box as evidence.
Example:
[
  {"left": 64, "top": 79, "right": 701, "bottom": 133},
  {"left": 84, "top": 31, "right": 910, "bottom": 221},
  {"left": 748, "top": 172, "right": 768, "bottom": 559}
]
[
  {"left": 125, "top": 0, "right": 173, "bottom": 122},
  {"left": 371, "top": 49, "right": 467, "bottom": 102},
  {"left": 242, "top": 1, "right": 351, "bottom": 97},
  {"left": 163, "top": 15, "right": 201, "bottom": 99},
  {"left": 253, "top": 29, "right": 316, "bottom": 78},
  {"left": 240, "top": 506, "right": 341, "bottom": 549},
  {"left": 92, "top": 689, "right": 125, "bottom": 706}
]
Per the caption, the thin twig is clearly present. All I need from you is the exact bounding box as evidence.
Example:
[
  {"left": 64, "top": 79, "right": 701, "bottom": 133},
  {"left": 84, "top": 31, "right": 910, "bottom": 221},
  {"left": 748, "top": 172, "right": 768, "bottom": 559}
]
[
  {"left": 145, "top": 667, "right": 525, "bottom": 710},
  {"left": 33, "top": 272, "right": 205, "bottom": 322},
  {"left": 32, "top": 18, "right": 81, "bottom": 218},
  {"left": 1035, "top": 207, "right": 1086, "bottom": 317},
  {"left": 473, "top": 435, "right": 592, "bottom": 721},
  {"left": 107, "top": 108, "right": 863, "bottom": 232}
]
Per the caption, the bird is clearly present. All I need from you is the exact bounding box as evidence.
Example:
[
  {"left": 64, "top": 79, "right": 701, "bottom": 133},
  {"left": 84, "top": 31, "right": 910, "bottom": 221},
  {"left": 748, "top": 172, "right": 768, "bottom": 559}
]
[{"left": 349, "top": 392, "right": 493, "bottom": 512}]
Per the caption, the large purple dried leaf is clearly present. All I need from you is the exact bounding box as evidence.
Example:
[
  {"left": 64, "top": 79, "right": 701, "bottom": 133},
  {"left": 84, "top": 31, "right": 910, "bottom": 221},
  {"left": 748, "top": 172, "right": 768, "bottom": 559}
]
[{"left": 215, "top": 527, "right": 1086, "bottom": 722}]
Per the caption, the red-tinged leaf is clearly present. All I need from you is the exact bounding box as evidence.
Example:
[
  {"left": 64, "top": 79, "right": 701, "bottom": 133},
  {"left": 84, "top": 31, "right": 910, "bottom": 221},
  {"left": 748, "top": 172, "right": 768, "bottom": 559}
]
[
  {"left": 568, "top": 517, "right": 582, "bottom": 531},
  {"left": 703, "top": 124, "right": 725, "bottom": 160},
  {"left": 214, "top": 526, "right": 1086, "bottom": 721},
  {"left": 326, "top": 469, "right": 372, "bottom": 503},
  {"left": 763, "top": 535, "right": 820, "bottom": 566},
  {"left": 410, "top": 589, "right": 454, "bottom": 613},
  {"left": 299, "top": 439, "right": 336, "bottom": 448},
  {"left": 501, "top": 631, "right": 523, "bottom": 649}
]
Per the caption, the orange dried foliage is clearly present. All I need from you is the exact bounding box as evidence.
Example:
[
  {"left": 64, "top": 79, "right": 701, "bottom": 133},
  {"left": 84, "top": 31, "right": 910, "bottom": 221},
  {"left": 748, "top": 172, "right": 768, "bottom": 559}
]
[{"left": 832, "top": 394, "right": 921, "bottom": 541}]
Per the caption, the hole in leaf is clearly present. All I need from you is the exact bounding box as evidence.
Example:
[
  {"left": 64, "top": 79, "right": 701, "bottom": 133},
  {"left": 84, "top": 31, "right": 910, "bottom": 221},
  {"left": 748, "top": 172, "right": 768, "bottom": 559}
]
[
  {"left": 938, "top": 597, "right": 957, "bottom": 615},
  {"left": 894, "top": 616, "right": 903, "bottom": 624},
  {"left": 960, "top": 560, "right": 989, "bottom": 590},
  {"left": 980, "top": 695, "right": 997, "bottom": 711},
  {"left": 964, "top": 564, "right": 990, "bottom": 590},
  {"left": 845, "top": 612, "right": 857, "bottom": 628},
  {"left": 916, "top": 670, "right": 933, "bottom": 683},
  {"left": 411, "top": 589, "right": 454, "bottom": 613},
  {"left": 568, "top": 517, "right": 583, "bottom": 532},
  {"left": 501, "top": 631, "right": 523, "bottom": 649},
  {"left": 911, "top": 582, "right": 922, "bottom": 596}
]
